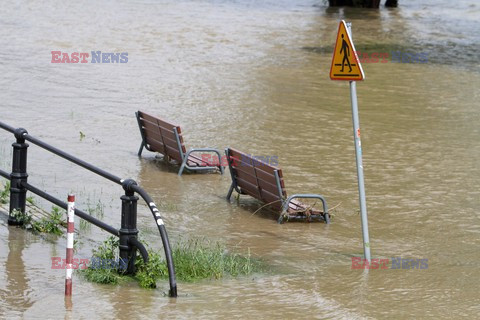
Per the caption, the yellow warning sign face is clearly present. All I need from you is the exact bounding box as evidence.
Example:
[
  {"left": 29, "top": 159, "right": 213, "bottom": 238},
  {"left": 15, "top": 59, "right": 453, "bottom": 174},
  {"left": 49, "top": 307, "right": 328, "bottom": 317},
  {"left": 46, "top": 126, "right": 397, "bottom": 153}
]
[{"left": 330, "top": 20, "right": 365, "bottom": 81}]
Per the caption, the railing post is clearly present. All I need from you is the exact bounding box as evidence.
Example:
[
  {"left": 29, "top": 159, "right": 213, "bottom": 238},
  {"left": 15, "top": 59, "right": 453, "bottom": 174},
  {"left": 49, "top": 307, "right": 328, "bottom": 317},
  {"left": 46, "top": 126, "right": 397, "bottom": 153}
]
[
  {"left": 119, "top": 179, "right": 139, "bottom": 274},
  {"left": 8, "top": 128, "right": 29, "bottom": 226}
]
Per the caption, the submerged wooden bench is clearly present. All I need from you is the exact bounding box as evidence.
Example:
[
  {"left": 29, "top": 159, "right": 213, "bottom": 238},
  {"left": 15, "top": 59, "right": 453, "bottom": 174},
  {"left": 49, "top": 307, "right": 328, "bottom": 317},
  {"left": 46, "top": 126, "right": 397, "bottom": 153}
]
[
  {"left": 136, "top": 111, "right": 224, "bottom": 176},
  {"left": 225, "top": 147, "right": 329, "bottom": 223}
]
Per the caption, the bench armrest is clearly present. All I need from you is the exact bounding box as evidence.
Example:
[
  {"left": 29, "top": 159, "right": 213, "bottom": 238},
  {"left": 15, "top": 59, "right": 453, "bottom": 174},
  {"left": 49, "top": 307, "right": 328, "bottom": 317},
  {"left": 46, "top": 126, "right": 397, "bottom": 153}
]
[
  {"left": 281, "top": 194, "right": 329, "bottom": 224},
  {"left": 185, "top": 148, "right": 223, "bottom": 158},
  {"left": 178, "top": 148, "right": 224, "bottom": 176}
]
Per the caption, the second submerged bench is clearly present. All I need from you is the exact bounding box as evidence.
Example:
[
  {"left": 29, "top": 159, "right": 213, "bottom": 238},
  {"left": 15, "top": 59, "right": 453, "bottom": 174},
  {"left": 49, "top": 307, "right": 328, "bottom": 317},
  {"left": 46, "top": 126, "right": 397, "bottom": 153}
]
[
  {"left": 225, "top": 147, "right": 330, "bottom": 223},
  {"left": 136, "top": 111, "right": 224, "bottom": 176}
]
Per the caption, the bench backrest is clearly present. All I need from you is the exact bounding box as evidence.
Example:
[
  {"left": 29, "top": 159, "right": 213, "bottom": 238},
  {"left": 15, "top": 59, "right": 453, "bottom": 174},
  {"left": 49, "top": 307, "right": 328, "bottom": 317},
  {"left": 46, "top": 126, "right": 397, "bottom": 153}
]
[
  {"left": 136, "top": 111, "right": 187, "bottom": 163},
  {"left": 226, "top": 148, "right": 287, "bottom": 210}
]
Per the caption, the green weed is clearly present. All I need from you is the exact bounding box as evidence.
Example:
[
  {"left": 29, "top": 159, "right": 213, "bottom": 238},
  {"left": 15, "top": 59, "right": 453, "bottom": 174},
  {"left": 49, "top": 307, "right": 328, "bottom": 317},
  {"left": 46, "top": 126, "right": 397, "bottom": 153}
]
[
  {"left": 135, "top": 249, "right": 167, "bottom": 288},
  {"left": 10, "top": 208, "right": 33, "bottom": 225},
  {"left": 11, "top": 205, "right": 66, "bottom": 236},
  {"left": 0, "top": 181, "right": 10, "bottom": 204},
  {"left": 31, "top": 206, "right": 65, "bottom": 235},
  {"left": 26, "top": 196, "right": 35, "bottom": 205},
  {"left": 79, "top": 237, "right": 125, "bottom": 285},
  {"left": 86, "top": 199, "right": 104, "bottom": 218},
  {"left": 170, "top": 239, "right": 261, "bottom": 282},
  {"left": 80, "top": 237, "right": 263, "bottom": 289}
]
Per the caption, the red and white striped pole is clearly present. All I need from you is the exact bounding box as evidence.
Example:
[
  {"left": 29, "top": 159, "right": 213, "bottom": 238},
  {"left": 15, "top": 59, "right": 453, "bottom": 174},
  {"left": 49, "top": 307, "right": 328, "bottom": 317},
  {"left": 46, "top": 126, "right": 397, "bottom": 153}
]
[{"left": 65, "top": 194, "right": 75, "bottom": 296}]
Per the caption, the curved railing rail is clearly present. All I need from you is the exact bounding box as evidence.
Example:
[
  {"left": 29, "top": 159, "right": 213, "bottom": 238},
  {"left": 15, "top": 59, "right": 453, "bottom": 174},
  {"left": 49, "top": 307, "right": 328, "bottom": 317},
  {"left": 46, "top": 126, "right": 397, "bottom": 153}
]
[{"left": 0, "top": 120, "right": 177, "bottom": 297}]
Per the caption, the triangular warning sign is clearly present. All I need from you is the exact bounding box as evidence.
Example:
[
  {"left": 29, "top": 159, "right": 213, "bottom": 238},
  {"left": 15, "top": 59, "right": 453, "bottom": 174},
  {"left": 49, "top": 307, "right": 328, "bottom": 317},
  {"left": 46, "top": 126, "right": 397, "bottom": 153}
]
[{"left": 330, "top": 20, "right": 365, "bottom": 81}]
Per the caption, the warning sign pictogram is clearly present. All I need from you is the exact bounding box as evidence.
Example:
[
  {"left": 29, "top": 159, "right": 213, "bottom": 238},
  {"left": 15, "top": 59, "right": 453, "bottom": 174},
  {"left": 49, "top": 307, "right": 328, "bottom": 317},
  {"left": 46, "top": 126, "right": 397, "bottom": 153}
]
[{"left": 330, "top": 20, "right": 365, "bottom": 81}]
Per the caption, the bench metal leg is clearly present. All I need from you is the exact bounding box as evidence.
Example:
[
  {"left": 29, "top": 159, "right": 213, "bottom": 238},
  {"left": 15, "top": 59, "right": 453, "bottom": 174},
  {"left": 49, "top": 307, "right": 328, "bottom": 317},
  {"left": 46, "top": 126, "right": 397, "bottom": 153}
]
[
  {"left": 226, "top": 183, "right": 234, "bottom": 200},
  {"left": 277, "top": 214, "right": 285, "bottom": 224},
  {"left": 138, "top": 141, "right": 145, "bottom": 157},
  {"left": 178, "top": 157, "right": 187, "bottom": 176}
]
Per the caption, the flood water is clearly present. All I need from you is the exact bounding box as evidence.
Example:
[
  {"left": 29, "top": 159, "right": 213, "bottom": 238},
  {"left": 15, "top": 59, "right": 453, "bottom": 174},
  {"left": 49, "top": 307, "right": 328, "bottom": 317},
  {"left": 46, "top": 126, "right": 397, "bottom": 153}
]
[{"left": 1, "top": 0, "right": 480, "bottom": 318}]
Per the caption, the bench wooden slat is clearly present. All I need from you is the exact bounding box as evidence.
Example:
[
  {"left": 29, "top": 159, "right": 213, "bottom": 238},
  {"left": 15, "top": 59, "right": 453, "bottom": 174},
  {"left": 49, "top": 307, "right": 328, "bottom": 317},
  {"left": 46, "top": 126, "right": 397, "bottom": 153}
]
[
  {"left": 233, "top": 167, "right": 257, "bottom": 185},
  {"left": 228, "top": 149, "right": 251, "bottom": 165},
  {"left": 257, "top": 178, "right": 283, "bottom": 198},
  {"left": 138, "top": 111, "right": 176, "bottom": 130},
  {"left": 164, "top": 145, "right": 183, "bottom": 162},
  {"left": 259, "top": 189, "right": 282, "bottom": 209},
  {"left": 158, "top": 126, "right": 178, "bottom": 142},
  {"left": 141, "top": 118, "right": 162, "bottom": 132},
  {"left": 156, "top": 118, "right": 176, "bottom": 131},
  {"left": 236, "top": 177, "right": 261, "bottom": 198},
  {"left": 229, "top": 155, "right": 254, "bottom": 170},
  {"left": 226, "top": 147, "right": 327, "bottom": 222},
  {"left": 137, "top": 111, "right": 222, "bottom": 175},
  {"left": 139, "top": 111, "right": 186, "bottom": 156},
  {"left": 289, "top": 200, "right": 306, "bottom": 211},
  {"left": 257, "top": 166, "right": 286, "bottom": 190},
  {"left": 145, "top": 138, "right": 165, "bottom": 152},
  {"left": 237, "top": 166, "right": 282, "bottom": 196},
  {"left": 143, "top": 127, "right": 164, "bottom": 144},
  {"left": 232, "top": 161, "right": 256, "bottom": 178},
  {"left": 252, "top": 161, "right": 277, "bottom": 175},
  {"left": 160, "top": 133, "right": 182, "bottom": 150},
  {"left": 229, "top": 148, "right": 286, "bottom": 197},
  {"left": 138, "top": 111, "right": 161, "bottom": 125},
  {"left": 239, "top": 188, "right": 260, "bottom": 203},
  {"left": 147, "top": 139, "right": 165, "bottom": 154},
  {"left": 175, "top": 127, "right": 186, "bottom": 147},
  {"left": 187, "top": 154, "right": 209, "bottom": 167}
]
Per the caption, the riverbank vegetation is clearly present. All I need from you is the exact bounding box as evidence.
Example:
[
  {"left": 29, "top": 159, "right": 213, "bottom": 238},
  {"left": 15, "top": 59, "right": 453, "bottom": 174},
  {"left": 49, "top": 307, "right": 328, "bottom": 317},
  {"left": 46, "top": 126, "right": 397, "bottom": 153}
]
[
  {"left": 80, "top": 236, "right": 264, "bottom": 289},
  {"left": 1, "top": 181, "right": 66, "bottom": 235}
]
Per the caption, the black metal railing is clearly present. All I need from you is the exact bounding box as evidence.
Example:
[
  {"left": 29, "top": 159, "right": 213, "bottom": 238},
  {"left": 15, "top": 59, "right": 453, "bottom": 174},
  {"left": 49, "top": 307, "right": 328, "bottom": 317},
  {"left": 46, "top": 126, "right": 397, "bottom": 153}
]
[{"left": 0, "top": 121, "right": 177, "bottom": 297}]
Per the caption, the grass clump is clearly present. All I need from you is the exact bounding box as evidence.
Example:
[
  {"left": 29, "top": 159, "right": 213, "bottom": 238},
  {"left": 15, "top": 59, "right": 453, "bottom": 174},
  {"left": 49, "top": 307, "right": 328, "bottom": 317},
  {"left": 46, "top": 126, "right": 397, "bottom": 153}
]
[
  {"left": 10, "top": 208, "right": 33, "bottom": 225},
  {"left": 171, "top": 239, "right": 260, "bottom": 282},
  {"left": 79, "top": 237, "right": 126, "bottom": 285},
  {"left": 10, "top": 206, "right": 66, "bottom": 235},
  {"left": 31, "top": 206, "right": 65, "bottom": 235},
  {"left": 135, "top": 249, "right": 167, "bottom": 288},
  {"left": 134, "top": 238, "right": 262, "bottom": 287},
  {"left": 80, "top": 237, "right": 263, "bottom": 289},
  {"left": 26, "top": 196, "right": 35, "bottom": 205},
  {"left": 0, "top": 181, "right": 10, "bottom": 204}
]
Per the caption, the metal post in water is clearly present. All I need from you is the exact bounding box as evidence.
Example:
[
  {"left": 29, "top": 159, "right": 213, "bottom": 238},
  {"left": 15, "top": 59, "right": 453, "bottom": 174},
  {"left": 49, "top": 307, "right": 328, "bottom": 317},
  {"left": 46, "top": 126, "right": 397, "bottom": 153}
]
[
  {"left": 65, "top": 194, "right": 75, "bottom": 297},
  {"left": 347, "top": 23, "right": 371, "bottom": 262},
  {"left": 119, "top": 179, "right": 139, "bottom": 274},
  {"left": 8, "top": 128, "right": 29, "bottom": 225}
]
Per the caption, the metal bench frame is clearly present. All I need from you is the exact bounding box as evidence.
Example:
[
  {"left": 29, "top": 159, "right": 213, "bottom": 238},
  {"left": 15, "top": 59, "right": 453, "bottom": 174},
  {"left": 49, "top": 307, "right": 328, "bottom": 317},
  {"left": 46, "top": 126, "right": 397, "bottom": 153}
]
[
  {"left": 225, "top": 147, "right": 329, "bottom": 224},
  {"left": 136, "top": 111, "right": 224, "bottom": 176}
]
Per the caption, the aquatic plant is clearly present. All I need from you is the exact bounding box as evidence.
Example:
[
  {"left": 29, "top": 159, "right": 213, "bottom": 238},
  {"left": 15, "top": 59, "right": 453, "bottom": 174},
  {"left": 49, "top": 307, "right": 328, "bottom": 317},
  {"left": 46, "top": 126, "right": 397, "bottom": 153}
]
[
  {"left": 170, "top": 238, "right": 260, "bottom": 282},
  {"left": 31, "top": 206, "right": 66, "bottom": 235},
  {"left": 0, "top": 181, "right": 10, "bottom": 204},
  {"left": 80, "top": 237, "right": 125, "bottom": 285},
  {"left": 26, "top": 196, "right": 35, "bottom": 205},
  {"left": 135, "top": 249, "right": 167, "bottom": 288},
  {"left": 10, "top": 208, "right": 33, "bottom": 225},
  {"left": 80, "top": 237, "right": 263, "bottom": 289},
  {"left": 10, "top": 205, "right": 66, "bottom": 236}
]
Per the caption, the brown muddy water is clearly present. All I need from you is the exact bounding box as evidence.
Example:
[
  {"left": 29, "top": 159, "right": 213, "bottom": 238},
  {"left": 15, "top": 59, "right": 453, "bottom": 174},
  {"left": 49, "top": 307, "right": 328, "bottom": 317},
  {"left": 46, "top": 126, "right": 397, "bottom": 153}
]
[{"left": 1, "top": 0, "right": 480, "bottom": 319}]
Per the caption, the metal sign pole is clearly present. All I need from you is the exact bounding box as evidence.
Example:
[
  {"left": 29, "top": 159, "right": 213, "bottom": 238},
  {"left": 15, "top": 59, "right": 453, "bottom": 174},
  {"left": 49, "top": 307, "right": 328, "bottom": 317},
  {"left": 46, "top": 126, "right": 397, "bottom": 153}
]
[{"left": 347, "top": 23, "right": 371, "bottom": 262}]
